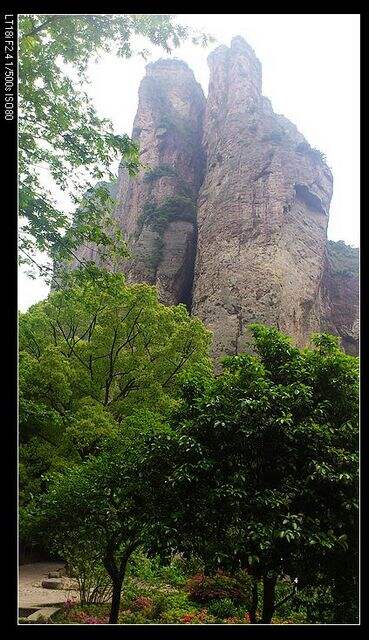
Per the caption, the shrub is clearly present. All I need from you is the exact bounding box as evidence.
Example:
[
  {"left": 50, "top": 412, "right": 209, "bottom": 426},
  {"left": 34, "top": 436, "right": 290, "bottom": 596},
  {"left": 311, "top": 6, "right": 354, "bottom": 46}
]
[
  {"left": 327, "top": 240, "right": 359, "bottom": 278},
  {"left": 262, "top": 130, "right": 284, "bottom": 143},
  {"left": 174, "top": 609, "right": 216, "bottom": 624},
  {"left": 159, "top": 562, "right": 187, "bottom": 587},
  {"left": 208, "top": 597, "right": 237, "bottom": 618},
  {"left": 60, "top": 540, "right": 113, "bottom": 605},
  {"left": 148, "top": 591, "right": 194, "bottom": 622},
  {"left": 150, "top": 593, "right": 171, "bottom": 619},
  {"left": 171, "top": 555, "right": 204, "bottom": 578},
  {"left": 62, "top": 604, "right": 109, "bottom": 624},
  {"left": 138, "top": 196, "right": 195, "bottom": 235},
  {"left": 119, "top": 610, "right": 148, "bottom": 624},
  {"left": 131, "top": 595, "right": 153, "bottom": 612},
  {"left": 186, "top": 572, "right": 251, "bottom": 605},
  {"left": 144, "top": 165, "right": 178, "bottom": 182}
]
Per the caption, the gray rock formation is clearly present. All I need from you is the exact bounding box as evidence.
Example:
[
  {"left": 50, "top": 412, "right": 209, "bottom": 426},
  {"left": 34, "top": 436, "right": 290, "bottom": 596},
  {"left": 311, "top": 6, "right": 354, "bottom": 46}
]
[
  {"left": 320, "top": 241, "right": 359, "bottom": 354},
  {"left": 192, "top": 36, "right": 337, "bottom": 357},
  {"left": 113, "top": 58, "right": 206, "bottom": 307},
  {"left": 68, "top": 38, "right": 358, "bottom": 356}
]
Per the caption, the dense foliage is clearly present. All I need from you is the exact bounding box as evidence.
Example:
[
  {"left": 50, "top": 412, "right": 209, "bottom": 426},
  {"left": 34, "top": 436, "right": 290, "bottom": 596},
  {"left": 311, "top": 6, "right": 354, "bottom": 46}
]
[
  {"left": 140, "top": 325, "right": 359, "bottom": 623},
  {"left": 23, "top": 443, "right": 162, "bottom": 623},
  {"left": 19, "top": 267, "right": 211, "bottom": 506},
  {"left": 20, "top": 314, "right": 358, "bottom": 624}
]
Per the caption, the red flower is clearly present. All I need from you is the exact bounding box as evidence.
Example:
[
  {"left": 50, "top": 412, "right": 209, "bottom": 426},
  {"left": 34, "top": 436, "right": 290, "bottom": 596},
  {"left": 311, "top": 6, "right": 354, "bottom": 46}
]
[{"left": 181, "top": 613, "right": 196, "bottom": 623}]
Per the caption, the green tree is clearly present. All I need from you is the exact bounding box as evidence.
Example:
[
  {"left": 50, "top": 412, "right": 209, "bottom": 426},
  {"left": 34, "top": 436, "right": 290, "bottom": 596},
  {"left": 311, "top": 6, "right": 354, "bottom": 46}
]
[
  {"left": 19, "top": 14, "right": 212, "bottom": 277},
  {"left": 19, "top": 266, "right": 212, "bottom": 504},
  {"left": 141, "top": 325, "right": 359, "bottom": 623},
  {"left": 22, "top": 432, "right": 166, "bottom": 624}
]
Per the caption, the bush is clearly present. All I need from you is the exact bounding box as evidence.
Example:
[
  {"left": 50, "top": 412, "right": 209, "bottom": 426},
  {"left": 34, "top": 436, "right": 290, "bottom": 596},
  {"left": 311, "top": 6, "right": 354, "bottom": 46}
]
[
  {"left": 208, "top": 597, "right": 237, "bottom": 618},
  {"left": 262, "top": 130, "right": 284, "bottom": 143},
  {"left": 171, "top": 555, "right": 204, "bottom": 578},
  {"left": 56, "top": 603, "right": 109, "bottom": 624},
  {"left": 59, "top": 539, "right": 112, "bottom": 605},
  {"left": 128, "top": 551, "right": 188, "bottom": 587},
  {"left": 119, "top": 610, "right": 149, "bottom": 624},
  {"left": 138, "top": 196, "right": 195, "bottom": 234},
  {"left": 179, "top": 609, "right": 216, "bottom": 624},
  {"left": 131, "top": 595, "right": 153, "bottom": 612},
  {"left": 149, "top": 591, "right": 191, "bottom": 620},
  {"left": 150, "top": 593, "right": 171, "bottom": 619},
  {"left": 186, "top": 572, "right": 251, "bottom": 605},
  {"left": 327, "top": 240, "right": 359, "bottom": 278},
  {"left": 159, "top": 561, "right": 187, "bottom": 587},
  {"left": 144, "top": 164, "right": 178, "bottom": 182}
]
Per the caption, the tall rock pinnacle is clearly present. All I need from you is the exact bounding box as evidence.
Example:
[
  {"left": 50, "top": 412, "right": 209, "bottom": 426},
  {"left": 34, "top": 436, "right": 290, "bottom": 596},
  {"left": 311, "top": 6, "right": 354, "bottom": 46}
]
[
  {"left": 68, "top": 38, "right": 358, "bottom": 356},
  {"left": 192, "top": 36, "right": 335, "bottom": 357},
  {"left": 114, "top": 58, "right": 206, "bottom": 306}
]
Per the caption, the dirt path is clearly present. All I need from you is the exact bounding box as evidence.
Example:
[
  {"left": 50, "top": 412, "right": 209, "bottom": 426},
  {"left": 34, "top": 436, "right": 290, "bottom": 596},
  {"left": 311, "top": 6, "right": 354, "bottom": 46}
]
[{"left": 19, "top": 562, "right": 79, "bottom": 608}]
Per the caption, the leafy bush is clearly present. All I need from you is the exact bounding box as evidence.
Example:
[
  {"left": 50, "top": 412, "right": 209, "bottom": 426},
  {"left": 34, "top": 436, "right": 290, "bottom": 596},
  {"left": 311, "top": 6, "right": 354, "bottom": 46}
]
[
  {"left": 55, "top": 603, "right": 109, "bottom": 624},
  {"left": 128, "top": 551, "right": 187, "bottom": 587},
  {"left": 142, "top": 590, "right": 187, "bottom": 620},
  {"left": 144, "top": 164, "right": 178, "bottom": 182},
  {"left": 179, "top": 609, "right": 216, "bottom": 624},
  {"left": 171, "top": 555, "right": 204, "bottom": 578},
  {"left": 150, "top": 593, "right": 172, "bottom": 619},
  {"left": 131, "top": 595, "right": 153, "bottom": 612},
  {"left": 59, "top": 539, "right": 113, "bottom": 605},
  {"left": 262, "top": 130, "right": 284, "bottom": 143},
  {"left": 159, "top": 561, "right": 188, "bottom": 587},
  {"left": 119, "top": 610, "right": 148, "bottom": 624},
  {"left": 208, "top": 597, "right": 237, "bottom": 618},
  {"left": 139, "top": 196, "right": 195, "bottom": 234},
  {"left": 186, "top": 572, "right": 251, "bottom": 605}
]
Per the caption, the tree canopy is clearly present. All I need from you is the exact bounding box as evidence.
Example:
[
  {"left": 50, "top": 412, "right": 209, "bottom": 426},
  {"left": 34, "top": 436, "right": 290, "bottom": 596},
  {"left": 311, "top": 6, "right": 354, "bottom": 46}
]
[
  {"left": 22, "top": 438, "right": 163, "bottom": 623},
  {"left": 19, "top": 267, "right": 212, "bottom": 505},
  {"left": 140, "top": 325, "right": 359, "bottom": 623}
]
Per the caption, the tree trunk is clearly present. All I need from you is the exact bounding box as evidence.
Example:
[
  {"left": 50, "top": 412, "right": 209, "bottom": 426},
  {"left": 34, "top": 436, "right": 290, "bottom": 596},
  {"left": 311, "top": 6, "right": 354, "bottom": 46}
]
[
  {"left": 109, "top": 577, "right": 123, "bottom": 624},
  {"left": 261, "top": 576, "right": 277, "bottom": 624},
  {"left": 249, "top": 576, "right": 259, "bottom": 624}
]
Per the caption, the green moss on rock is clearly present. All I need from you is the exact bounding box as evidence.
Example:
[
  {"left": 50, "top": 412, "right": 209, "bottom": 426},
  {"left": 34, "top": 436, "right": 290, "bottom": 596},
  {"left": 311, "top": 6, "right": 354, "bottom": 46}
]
[{"left": 327, "top": 240, "right": 359, "bottom": 277}]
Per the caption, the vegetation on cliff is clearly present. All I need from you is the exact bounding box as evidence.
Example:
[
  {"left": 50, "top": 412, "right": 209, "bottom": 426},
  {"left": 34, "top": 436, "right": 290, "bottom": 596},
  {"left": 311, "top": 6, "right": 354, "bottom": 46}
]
[{"left": 327, "top": 240, "right": 359, "bottom": 278}]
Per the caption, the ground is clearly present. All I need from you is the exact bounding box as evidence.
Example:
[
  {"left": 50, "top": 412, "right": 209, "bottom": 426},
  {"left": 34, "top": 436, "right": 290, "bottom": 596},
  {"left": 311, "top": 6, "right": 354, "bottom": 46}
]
[{"left": 19, "top": 562, "right": 78, "bottom": 608}]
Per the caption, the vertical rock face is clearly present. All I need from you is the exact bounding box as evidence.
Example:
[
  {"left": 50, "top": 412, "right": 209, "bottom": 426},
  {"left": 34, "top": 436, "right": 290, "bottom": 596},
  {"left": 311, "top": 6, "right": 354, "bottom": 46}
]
[
  {"left": 192, "top": 37, "right": 334, "bottom": 357},
  {"left": 114, "top": 59, "right": 206, "bottom": 307},
  {"left": 67, "top": 38, "right": 358, "bottom": 356},
  {"left": 320, "top": 242, "right": 359, "bottom": 354}
]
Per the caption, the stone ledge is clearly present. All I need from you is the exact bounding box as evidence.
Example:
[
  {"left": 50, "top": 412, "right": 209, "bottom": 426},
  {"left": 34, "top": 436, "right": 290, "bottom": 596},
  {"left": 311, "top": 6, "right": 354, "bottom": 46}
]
[{"left": 19, "top": 606, "right": 60, "bottom": 624}]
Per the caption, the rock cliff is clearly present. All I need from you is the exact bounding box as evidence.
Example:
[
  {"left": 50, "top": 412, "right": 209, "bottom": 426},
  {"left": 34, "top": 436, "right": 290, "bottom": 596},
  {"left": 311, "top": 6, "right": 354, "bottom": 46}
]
[
  {"left": 113, "top": 58, "right": 205, "bottom": 307},
  {"left": 320, "top": 241, "right": 359, "bottom": 354},
  {"left": 192, "top": 36, "right": 335, "bottom": 357},
  {"left": 70, "top": 38, "right": 359, "bottom": 356}
]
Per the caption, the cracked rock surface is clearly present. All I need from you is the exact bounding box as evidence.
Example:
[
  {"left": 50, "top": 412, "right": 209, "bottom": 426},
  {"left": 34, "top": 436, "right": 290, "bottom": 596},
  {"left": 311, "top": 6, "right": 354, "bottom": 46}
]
[{"left": 192, "top": 36, "right": 335, "bottom": 358}]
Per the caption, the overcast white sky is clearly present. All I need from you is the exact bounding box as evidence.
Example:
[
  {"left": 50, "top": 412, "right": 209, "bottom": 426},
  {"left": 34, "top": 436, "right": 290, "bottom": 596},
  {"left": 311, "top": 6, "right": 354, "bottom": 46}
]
[{"left": 18, "top": 13, "right": 360, "bottom": 311}]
